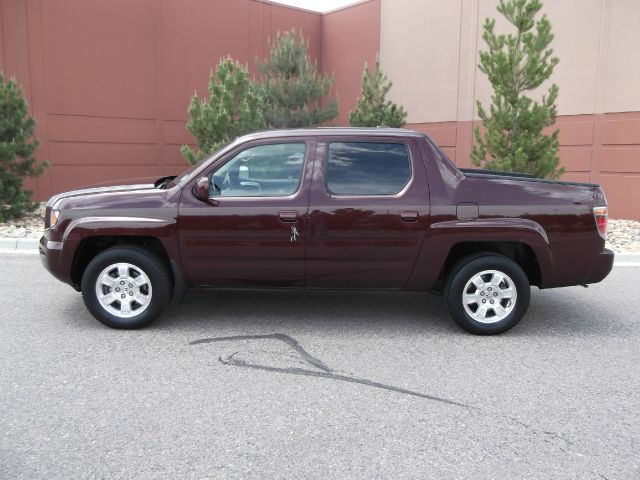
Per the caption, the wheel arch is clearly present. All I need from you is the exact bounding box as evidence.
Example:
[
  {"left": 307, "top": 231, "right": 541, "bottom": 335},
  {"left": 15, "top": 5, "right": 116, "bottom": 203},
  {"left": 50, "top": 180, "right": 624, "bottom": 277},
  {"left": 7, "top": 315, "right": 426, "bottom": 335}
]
[
  {"left": 438, "top": 241, "right": 541, "bottom": 290},
  {"left": 71, "top": 236, "right": 172, "bottom": 289}
]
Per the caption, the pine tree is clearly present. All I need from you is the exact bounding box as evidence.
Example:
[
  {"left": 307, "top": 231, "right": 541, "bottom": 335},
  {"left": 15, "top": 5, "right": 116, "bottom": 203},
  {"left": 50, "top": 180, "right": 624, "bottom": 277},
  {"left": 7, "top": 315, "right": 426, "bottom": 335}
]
[
  {"left": 182, "top": 57, "right": 265, "bottom": 165},
  {"left": 257, "top": 30, "right": 338, "bottom": 128},
  {"left": 348, "top": 60, "right": 407, "bottom": 128},
  {"left": 0, "top": 71, "right": 47, "bottom": 221},
  {"left": 471, "top": 0, "right": 563, "bottom": 179}
]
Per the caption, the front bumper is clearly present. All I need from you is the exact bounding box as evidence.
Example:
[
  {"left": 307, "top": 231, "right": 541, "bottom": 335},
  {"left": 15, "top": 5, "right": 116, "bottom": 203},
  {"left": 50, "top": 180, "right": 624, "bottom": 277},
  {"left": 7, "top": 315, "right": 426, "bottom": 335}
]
[
  {"left": 584, "top": 248, "right": 614, "bottom": 284},
  {"left": 39, "top": 235, "right": 75, "bottom": 287}
]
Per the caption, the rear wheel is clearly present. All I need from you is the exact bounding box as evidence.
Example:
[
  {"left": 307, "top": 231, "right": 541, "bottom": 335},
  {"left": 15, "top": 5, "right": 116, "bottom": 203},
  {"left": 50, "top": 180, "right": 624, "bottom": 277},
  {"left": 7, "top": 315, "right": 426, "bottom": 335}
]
[
  {"left": 81, "top": 246, "right": 171, "bottom": 329},
  {"left": 445, "top": 254, "right": 530, "bottom": 335}
]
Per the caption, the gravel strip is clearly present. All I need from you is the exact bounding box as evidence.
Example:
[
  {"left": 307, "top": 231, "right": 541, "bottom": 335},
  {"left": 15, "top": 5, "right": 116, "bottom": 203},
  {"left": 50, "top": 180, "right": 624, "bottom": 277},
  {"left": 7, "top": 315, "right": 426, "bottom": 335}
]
[
  {"left": 606, "top": 219, "right": 640, "bottom": 253},
  {"left": 0, "top": 204, "right": 45, "bottom": 240},
  {"left": 1, "top": 203, "right": 639, "bottom": 252}
]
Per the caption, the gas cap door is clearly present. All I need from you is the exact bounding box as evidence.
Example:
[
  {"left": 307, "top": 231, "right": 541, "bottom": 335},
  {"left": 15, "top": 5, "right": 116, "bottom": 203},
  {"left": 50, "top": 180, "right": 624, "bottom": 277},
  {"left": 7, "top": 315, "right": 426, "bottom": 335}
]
[{"left": 456, "top": 202, "right": 479, "bottom": 221}]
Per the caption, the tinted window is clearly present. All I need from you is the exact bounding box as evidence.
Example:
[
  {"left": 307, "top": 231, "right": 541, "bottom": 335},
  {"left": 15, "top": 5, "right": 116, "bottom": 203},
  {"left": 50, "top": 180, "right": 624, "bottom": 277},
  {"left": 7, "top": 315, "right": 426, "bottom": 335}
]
[
  {"left": 211, "top": 143, "right": 306, "bottom": 197},
  {"left": 326, "top": 142, "right": 411, "bottom": 195}
]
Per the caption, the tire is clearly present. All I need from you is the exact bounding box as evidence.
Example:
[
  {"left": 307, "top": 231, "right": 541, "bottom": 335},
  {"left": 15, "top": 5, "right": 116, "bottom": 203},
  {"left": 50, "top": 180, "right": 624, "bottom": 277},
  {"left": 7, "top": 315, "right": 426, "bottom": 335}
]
[
  {"left": 445, "top": 254, "right": 530, "bottom": 335},
  {"left": 81, "top": 246, "right": 171, "bottom": 329}
]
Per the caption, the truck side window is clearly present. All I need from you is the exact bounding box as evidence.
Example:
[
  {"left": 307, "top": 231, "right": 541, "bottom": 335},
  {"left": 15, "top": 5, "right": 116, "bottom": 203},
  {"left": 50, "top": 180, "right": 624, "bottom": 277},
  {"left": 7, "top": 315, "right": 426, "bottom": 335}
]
[
  {"left": 211, "top": 143, "right": 306, "bottom": 197},
  {"left": 326, "top": 142, "right": 411, "bottom": 196}
]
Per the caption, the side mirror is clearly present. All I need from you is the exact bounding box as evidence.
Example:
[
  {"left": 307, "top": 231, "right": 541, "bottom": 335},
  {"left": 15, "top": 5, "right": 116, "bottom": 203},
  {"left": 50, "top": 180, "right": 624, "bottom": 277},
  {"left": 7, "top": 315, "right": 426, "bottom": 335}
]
[{"left": 193, "top": 176, "right": 213, "bottom": 203}]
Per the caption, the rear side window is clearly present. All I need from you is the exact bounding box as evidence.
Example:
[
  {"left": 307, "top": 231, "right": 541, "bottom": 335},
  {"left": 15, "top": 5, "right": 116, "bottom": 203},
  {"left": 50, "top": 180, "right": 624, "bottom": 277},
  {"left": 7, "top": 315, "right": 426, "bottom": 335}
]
[{"left": 326, "top": 142, "right": 411, "bottom": 195}]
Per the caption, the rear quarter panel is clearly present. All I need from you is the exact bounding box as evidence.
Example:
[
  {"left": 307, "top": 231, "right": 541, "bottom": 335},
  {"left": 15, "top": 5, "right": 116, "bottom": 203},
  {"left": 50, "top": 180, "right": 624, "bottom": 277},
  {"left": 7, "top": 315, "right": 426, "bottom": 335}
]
[{"left": 408, "top": 139, "right": 604, "bottom": 290}]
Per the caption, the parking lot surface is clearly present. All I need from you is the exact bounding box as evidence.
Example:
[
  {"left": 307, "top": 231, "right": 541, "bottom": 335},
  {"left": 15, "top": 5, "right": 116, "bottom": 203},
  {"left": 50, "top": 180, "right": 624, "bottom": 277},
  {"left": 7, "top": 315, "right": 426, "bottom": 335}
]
[{"left": 1, "top": 253, "right": 639, "bottom": 479}]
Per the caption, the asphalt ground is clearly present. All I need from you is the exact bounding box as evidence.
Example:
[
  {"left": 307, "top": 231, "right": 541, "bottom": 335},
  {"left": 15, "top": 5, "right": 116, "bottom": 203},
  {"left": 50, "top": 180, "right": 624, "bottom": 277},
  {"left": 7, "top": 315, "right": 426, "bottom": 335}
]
[{"left": 1, "top": 253, "right": 639, "bottom": 479}]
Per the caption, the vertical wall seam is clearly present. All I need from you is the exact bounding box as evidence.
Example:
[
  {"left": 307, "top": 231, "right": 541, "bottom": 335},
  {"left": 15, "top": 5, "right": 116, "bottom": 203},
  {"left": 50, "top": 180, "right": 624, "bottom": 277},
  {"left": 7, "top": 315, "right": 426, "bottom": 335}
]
[
  {"left": 471, "top": 0, "right": 480, "bottom": 125},
  {"left": 592, "top": 0, "right": 606, "bottom": 116},
  {"left": 24, "top": 0, "right": 38, "bottom": 194},
  {"left": 377, "top": 0, "right": 381, "bottom": 57},
  {"left": 590, "top": 0, "right": 608, "bottom": 183},
  {"left": 24, "top": 1, "right": 33, "bottom": 105},
  {"left": 455, "top": 0, "right": 463, "bottom": 126},
  {"left": 0, "top": 1, "right": 5, "bottom": 71},
  {"left": 155, "top": 0, "right": 164, "bottom": 174},
  {"left": 37, "top": 0, "right": 52, "bottom": 194},
  {"left": 38, "top": 0, "right": 48, "bottom": 127}
]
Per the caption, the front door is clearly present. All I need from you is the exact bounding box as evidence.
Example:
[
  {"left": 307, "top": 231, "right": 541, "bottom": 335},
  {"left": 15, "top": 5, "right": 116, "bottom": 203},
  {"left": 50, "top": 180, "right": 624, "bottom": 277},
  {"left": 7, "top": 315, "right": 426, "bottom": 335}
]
[
  {"left": 305, "top": 138, "right": 430, "bottom": 289},
  {"left": 179, "top": 139, "right": 314, "bottom": 287}
]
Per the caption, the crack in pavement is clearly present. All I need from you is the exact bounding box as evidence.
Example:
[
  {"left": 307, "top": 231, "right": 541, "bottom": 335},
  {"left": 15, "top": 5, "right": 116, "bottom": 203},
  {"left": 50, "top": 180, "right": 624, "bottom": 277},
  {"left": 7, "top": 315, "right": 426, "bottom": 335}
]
[
  {"left": 190, "top": 333, "right": 469, "bottom": 407},
  {"left": 191, "top": 333, "right": 332, "bottom": 372},
  {"left": 219, "top": 352, "right": 472, "bottom": 408},
  {"left": 190, "top": 333, "right": 573, "bottom": 452}
]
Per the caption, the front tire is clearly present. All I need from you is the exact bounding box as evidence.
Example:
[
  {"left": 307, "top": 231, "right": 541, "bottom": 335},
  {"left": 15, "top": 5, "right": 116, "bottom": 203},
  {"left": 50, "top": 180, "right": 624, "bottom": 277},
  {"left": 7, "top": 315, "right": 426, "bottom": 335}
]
[
  {"left": 445, "top": 254, "right": 530, "bottom": 335},
  {"left": 81, "top": 246, "right": 171, "bottom": 329}
]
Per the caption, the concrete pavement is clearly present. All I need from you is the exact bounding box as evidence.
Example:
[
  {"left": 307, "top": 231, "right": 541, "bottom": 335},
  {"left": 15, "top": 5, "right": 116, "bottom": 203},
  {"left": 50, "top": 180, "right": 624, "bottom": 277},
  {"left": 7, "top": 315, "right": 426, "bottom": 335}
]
[{"left": 1, "top": 253, "right": 639, "bottom": 479}]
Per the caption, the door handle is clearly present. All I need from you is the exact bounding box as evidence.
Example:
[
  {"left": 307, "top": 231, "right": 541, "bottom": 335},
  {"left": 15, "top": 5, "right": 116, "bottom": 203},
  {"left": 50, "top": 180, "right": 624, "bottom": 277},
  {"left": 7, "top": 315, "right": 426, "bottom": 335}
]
[
  {"left": 279, "top": 210, "right": 298, "bottom": 223},
  {"left": 400, "top": 211, "right": 418, "bottom": 222}
]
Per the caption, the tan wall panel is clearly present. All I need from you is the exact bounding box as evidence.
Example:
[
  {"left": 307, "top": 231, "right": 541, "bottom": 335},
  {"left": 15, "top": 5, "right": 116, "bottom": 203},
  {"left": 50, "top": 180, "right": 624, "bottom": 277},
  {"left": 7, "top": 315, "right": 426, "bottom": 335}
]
[
  {"left": 563, "top": 172, "right": 592, "bottom": 184},
  {"left": 410, "top": 122, "right": 458, "bottom": 147},
  {"left": 474, "top": 0, "right": 602, "bottom": 119},
  {"left": 599, "top": 174, "right": 640, "bottom": 219},
  {"left": 380, "top": 0, "right": 461, "bottom": 123},
  {"left": 557, "top": 146, "right": 592, "bottom": 173},
  {"left": 603, "top": 0, "right": 640, "bottom": 112},
  {"left": 600, "top": 117, "right": 640, "bottom": 145},
  {"left": 600, "top": 147, "right": 640, "bottom": 173},
  {"left": 554, "top": 116, "right": 595, "bottom": 146}
]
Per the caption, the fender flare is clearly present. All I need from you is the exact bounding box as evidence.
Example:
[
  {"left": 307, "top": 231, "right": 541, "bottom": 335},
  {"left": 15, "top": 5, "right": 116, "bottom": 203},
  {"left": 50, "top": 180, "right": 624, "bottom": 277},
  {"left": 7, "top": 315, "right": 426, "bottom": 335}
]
[
  {"left": 59, "top": 216, "right": 183, "bottom": 290},
  {"left": 406, "top": 218, "right": 553, "bottom": 290}
]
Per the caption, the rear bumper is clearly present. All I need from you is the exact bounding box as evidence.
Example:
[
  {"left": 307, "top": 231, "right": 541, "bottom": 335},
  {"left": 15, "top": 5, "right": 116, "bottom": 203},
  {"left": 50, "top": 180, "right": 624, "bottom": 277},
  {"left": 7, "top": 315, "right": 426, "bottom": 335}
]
[{"left": 584, "top": 248, "right": 614, "bottom": 284}]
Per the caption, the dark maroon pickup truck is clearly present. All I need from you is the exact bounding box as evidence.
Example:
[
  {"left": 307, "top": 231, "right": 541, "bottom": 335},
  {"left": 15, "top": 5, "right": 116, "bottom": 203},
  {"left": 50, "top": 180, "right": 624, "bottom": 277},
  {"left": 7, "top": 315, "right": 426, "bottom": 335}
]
[{"left": 40, "top": 128, "right": 613, "bottom": 334}]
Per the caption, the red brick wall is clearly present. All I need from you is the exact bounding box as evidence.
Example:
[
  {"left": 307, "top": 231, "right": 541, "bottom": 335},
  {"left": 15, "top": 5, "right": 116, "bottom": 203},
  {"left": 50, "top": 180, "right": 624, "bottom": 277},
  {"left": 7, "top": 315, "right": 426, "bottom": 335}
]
[{"left": 0, "top": 0, "right": 322, "bottom": 199}]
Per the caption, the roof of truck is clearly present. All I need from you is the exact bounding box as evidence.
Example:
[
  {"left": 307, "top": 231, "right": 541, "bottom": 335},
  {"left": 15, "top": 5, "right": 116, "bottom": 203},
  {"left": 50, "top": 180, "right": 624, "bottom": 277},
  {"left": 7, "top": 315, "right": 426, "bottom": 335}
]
[{"left": 239, "top": 127, "right": 426, "bottom": 141}]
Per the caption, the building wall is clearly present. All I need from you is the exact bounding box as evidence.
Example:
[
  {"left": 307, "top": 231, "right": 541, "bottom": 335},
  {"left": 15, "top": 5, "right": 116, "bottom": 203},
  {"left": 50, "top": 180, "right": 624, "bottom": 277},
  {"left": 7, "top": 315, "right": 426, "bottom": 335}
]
[
  {"left": 380, "top": 0, "right": 640, "bottom": 219},
  {"left": 0, "top": 0, "right": 322, "bottom": 199},
  {"left": 321, "top": 0, "right": 380, "bottom": 125},
  {"left": 1, "top": 0, "right": 639, "bottom": 219}
]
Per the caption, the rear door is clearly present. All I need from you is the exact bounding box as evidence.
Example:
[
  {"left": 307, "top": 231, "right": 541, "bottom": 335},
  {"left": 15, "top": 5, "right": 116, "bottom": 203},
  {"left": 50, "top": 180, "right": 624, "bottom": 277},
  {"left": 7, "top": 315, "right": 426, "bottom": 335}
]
[
  {"left": 178, "top": 138, "right": 314, "bottom": 287},
  {"left": 305, "top": 137, "right": 430, "bottom": 289}
]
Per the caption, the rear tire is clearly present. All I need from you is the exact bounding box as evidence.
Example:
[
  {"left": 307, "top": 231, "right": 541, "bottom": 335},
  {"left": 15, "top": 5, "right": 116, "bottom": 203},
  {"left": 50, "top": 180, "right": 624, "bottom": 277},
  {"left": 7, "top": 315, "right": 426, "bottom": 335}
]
[
  {"left": 81, "top": 246, "right": 171, "bottom": 329},
  {"left": 445, "top": 254, "right": 530, "bottom": 335}
]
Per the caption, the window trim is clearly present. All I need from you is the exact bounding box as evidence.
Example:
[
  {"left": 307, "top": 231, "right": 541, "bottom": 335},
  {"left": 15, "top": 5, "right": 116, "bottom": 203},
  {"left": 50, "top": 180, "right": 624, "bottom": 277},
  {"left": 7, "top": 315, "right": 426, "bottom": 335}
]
[
  {"left": 324, "top": 140, "right": 414, "bottom": 198},
  {"left": 207, "top": 141, "right": 309, "bottom": 200}
]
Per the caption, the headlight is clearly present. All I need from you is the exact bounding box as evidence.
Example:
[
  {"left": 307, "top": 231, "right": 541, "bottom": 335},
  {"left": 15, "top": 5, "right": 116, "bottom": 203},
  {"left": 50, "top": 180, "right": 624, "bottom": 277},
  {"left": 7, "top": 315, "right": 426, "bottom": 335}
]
[{"left": 49, "top": 209, "right": 60, "bottom": 228}]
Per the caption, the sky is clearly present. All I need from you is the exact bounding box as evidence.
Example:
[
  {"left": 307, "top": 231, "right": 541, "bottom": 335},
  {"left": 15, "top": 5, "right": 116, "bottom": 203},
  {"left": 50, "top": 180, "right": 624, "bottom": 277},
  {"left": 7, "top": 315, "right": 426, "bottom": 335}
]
[{"left": 269, "top": 0, "right": 363, "bottom": 13}]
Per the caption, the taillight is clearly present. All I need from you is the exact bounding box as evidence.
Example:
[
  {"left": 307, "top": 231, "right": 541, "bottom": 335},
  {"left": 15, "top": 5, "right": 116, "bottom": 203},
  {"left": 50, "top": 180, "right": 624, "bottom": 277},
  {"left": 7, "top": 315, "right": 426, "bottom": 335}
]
[{"left": 593, "top": 206, "right": 608, "bottom": 239}]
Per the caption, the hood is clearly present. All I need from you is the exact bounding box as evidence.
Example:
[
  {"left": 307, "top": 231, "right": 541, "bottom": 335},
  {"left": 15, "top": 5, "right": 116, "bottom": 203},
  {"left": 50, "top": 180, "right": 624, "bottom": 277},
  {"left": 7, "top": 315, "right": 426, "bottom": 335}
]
[{"left": 48, "top": 183, "right": 155, "bottom": 208}]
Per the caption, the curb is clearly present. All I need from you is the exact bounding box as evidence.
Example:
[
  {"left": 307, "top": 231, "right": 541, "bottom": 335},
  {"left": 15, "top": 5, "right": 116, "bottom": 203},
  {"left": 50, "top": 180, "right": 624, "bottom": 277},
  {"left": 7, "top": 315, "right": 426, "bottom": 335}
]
[
  {"left": 1, "top": 237, "right": 639, "bottom": 266},
  {"left": 614, "top": 252, "right": 640, "bottom": 267},
  {"left": 0, "top": 238, "right": 40, "bottom": 251}
]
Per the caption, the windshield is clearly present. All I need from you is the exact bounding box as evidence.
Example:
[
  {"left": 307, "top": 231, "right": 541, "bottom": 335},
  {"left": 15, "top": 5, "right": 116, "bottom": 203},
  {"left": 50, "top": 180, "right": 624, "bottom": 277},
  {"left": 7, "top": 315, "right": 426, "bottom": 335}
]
[{"left": 164, "top": 144, "right": 229, "bottom": 189}]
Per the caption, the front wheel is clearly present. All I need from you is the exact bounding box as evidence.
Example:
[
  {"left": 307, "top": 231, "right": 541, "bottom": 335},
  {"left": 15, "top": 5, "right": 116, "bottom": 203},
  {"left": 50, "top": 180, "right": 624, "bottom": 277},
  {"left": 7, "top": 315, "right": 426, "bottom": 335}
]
[
  {"left": 445, "top": 254, "right": 530, "bottom": 335},
  {"left": 81, "top": 246, "right": 171, "bottom": 329}
]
